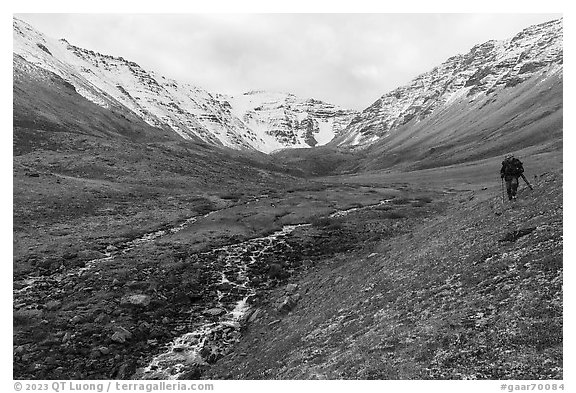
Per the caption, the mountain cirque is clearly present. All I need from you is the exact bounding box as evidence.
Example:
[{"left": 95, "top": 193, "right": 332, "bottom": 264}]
[{"left": 13, "top": 17, "right": 562, "bottom": 156}]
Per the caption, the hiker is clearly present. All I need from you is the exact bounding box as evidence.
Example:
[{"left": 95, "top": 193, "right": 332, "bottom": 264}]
[{"left": 500, "top": 154, "right": 524, "bottom": 201}]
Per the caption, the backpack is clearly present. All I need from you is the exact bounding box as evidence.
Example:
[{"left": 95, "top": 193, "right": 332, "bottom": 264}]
[{"left": 502, "top": 157, "right": 524, "bottom": 177}]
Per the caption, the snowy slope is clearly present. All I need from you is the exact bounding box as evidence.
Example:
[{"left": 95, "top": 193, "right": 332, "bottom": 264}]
[
  {"left": 220, "top": 91, "right": 358, "bottom": 153},
  {"left": 334, "top": 19, "right": 563, "bottom": 148},
  {"left": 13, "top": 18, "right": 262, "bottom": 149},
  {"left": 13, "top": 18, "right": 357, "bottom": 153}
]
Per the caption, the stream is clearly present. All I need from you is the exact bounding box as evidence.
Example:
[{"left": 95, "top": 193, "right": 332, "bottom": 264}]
[
  {"left": 133, "top": 199, "right": 395, "bottom": 379},
  {"left": 13, "top": 215, "right": 207, "bottom": 297},
  {"left": 14, "top": 198, "right": 394, "bottom": 379},
  {"left": 329, "top": 198, "right": 394, "bottom": 218},
  {"left": 134, "top": 224, "right": 308, "bottom": 379}
]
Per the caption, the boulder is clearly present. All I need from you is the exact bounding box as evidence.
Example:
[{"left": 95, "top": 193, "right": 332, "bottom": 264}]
[
  {"left": 200, "top": 345, "right": 222, "bottom": 364},
  {"left": 63, "top": 258, "right": 86, "bottom": 268},
  {"left": 115, "top": 360, "right": 136, "bottom": 379},
  {"left": 218, "top": 282, "right": 234, "bottom": 291},
  {"left": 94, "top": 313, "right": 110, "bottom": 324},
  {"left": 98, "top": 347, "right": 111, "bottom": 355},
  {"left": 125, "top": 280, "right": 150, "bottom": 290},
  {"left": 204, "top": 307, "right": 225, "bottom": 317},
  {"left": 247, "top": 308, "right": 261, "bottom": 323},
  {"left": 149, "top": 326, "right": 168, "bottom": 339},
  {"left": 44, "top": 300, "right": 62, "bottom": 311},
  {"left": 110, "top": 326, "right": 132, "bottom": 344},
  {"left": 172, "top": 291, "right": 192, "bottom": 304},
  {"left": 69, "top": 315, "right": 83, "bottom": 324},
  {"left": 179, "top": 365, "right": 206, "bottom": 379},
  {"left": 139, "top": 321, "right": 152, "bottom": 331},
  {"left": 221, "top": 321, "right": 240, "bottom": 330},
  {"left": 120, "top": 294, "right": 151, "bottom": 308},
  {"left": 285, "top": 283, "right": 299, "bottom": 294},
  {"left": 277, "top": 295, "right": 299, "bottom": 314},
  {"left": 62, "top": 251, "right": 78, "bottom": 260}
]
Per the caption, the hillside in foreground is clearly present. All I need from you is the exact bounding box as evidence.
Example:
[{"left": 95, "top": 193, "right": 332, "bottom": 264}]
[{"left": 205, "top": 161, "right": 562, "bottom": 379}]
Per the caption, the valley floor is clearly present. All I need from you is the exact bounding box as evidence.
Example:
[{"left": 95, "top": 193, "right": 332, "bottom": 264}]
[{"left": 13, "top": 152, "right": 563, "bottom": 380}]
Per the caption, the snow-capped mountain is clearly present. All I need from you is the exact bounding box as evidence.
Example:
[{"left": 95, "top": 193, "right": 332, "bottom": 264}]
[
  {"left": 218, "top": 91, "right": 358, "bottom": 153},
  {"left": 13, "top": 18, "right": 356, "bottom": 153},
  {"left": 334, "top": 19, "right": 563, "bottom": 148}
]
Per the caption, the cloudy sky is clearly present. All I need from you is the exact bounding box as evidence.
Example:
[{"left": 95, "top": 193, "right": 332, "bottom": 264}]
[{"left": 15, "top": 13, "right": 561, "bottom": 110}]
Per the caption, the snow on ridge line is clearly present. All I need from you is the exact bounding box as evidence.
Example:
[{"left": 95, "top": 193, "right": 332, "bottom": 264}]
[
  {"left": 221, "top": 91, "right": 358, "bottom": 152},
  {"left": 13, "top": 18, "right": 269, "bottom": 151},
  {"left": 13, "top": 17, "right": 359, "bottom": 153},
  {"left": 336, "top": 18, "right": 563, "bottom": 148}
]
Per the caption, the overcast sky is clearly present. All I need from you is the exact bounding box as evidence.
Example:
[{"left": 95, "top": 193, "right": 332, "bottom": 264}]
[{"left": 15, "top": 13, "right": 561, "bottom": 110}]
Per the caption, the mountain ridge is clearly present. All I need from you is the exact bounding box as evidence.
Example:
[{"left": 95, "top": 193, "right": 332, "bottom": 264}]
[
  {"left": 13, "top": 17, "right": 562, "bottom": 159},
  {"left": 333, "top": 18, "right": 563, "bottom": 150},
  {"left": 13, "top": 17, "right": 357, "bottom": 153}
]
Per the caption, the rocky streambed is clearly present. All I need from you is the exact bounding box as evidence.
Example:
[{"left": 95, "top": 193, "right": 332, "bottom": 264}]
[
  {"left": 13, "top": 206, "right": 311, "bottom": 379},
  {"left": 134, "top": 224, "right": 308, "bottom": 379},
  {"left": 14, "top": 195, "right": 404, "bottom": 380},
  {"left": 14, "top": 215, "right": 204, "bottom": 296}
]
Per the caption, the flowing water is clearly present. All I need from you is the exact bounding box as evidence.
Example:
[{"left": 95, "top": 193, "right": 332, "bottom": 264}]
[
  {"left": 134, "top": 224, "right": 309, "bottom": 380},
  {"left": 14, "top": 201, "right": 371, "bottom": 379},
  {"left": 13, "top": 215, "right": 205, "bottom": 297},
  {"left": 329, "top": 199, "right": 394, "bottom": 218}
]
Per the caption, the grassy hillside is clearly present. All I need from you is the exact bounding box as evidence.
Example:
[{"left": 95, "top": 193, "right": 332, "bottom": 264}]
[
  {"left": 274, "top": 73, "right": 562, "bottom": 177},
  {"left": 206, "top": 167, "right": 562, "bottom": 379},
  {"left": 354, "top": 73, "right": 563, "bottom": 172},
  {"left": 13, "top": 54, "right": 183, "bottom": 147}
]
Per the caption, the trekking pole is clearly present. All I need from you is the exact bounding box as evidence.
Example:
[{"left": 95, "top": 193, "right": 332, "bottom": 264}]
[{"left": 520, "top": 174, "right": 534, "bottom": 190}]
